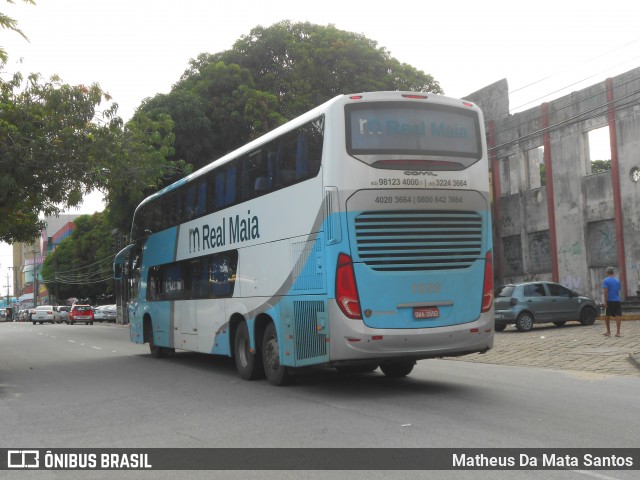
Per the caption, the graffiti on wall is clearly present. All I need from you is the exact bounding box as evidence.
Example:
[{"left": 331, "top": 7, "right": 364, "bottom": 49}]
[
  {"left": 562, "top": 275, "right": 583, "bottom": 290},
  {"left": 502, "top": 235, "right": 523, "bottom": 275},
  {"left": 500, "top": 215, "right": 515, "bottom": 230},
  {"left": 528, "top": 231, "right": 552, "bottom": 274},
  {"left": 587, "top": 220, "right": 617, "bottom": 267}
]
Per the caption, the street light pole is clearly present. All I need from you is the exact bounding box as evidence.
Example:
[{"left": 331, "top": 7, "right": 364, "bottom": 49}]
[{"left": 31, "top": 247, "right": 39, "bottom": 307}]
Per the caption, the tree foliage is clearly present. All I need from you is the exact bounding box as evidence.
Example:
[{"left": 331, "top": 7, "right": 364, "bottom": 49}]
[
  {"left": 140, "top": 21, "right": 442, "bottom": 171},
  {"left": 0, "top": 71, "right": 189, "bottom": 242},
  {"left": 591, "top": 159, "right": 611, "bottom": 174},
  {"left": 40, "top": 211, "right": 116, "bottom": 303}
]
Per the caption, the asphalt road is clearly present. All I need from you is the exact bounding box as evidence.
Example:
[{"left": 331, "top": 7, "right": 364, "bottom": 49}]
[{"left": 1, "top": 322, "right": 638, "bottom": 480}]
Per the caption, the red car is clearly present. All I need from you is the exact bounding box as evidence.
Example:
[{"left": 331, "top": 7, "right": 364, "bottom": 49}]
[{"left": 67, "top": 305, "right": 94, "bottom": 325}]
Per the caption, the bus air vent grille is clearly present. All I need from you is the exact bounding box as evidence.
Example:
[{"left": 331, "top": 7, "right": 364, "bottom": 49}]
[
  {"left": 293, "top": 301, "right": 327, "bottom": 360},
  {"left": 354, "top": 210, "right": 483, "bottom": 271}
]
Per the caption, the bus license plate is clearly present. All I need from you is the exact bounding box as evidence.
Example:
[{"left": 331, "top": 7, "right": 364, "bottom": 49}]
[{"left": 414, "top": 306, "right": 440, "bottom": 319}]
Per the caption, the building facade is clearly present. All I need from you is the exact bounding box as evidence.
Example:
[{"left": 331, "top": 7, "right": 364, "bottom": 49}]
[
  {"left": 467, "top": 66, "right": 640, "bottom": 301},
  {"left": 12, "top": 214, "right": 77, "bottom": 307}
]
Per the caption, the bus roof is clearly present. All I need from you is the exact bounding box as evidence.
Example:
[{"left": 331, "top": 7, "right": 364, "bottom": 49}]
[{"left": 134, "top": 91, "right": 479, "bottom": 212}]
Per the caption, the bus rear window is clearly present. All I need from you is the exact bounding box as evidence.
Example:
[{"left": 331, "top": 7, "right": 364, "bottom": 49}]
[{"left": 345, "top": 101, "right": 482, "bottom": 170}]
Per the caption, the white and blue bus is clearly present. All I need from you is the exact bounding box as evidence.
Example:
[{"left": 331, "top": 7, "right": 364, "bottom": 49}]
[{"left": 114, "top": 91, "right": 494, "bottom": 385}]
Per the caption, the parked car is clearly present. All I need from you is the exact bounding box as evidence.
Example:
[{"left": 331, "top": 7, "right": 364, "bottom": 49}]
[
  {"left": 31, "top": 305, "right": 61, "bottom": 324},
  {"left": 67, "top": 304, "right": 94, "bottom": 325},
  {"left": 93, "top": 305, "right": 106, "bottom": 322},
  {"left": 97, "top": 304, "right": 116, "bottom": 323},
  {"left": 494, "top": 281, "right": 599, "bottom": 332},
  {"left": 55, "top": 306, "right": 71, "bottom": 323}
]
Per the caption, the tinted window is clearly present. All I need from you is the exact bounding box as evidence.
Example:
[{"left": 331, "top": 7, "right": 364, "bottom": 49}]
[
  {"left": 523, "top": 284, "right": 546, "bottom": 297},
  {"left": 345, "top": 101, "right": 482, "bottom": 171},
  {"left": 495, "top": 285, "right": 515, "bottom": 298},
  {"left": 131, "top": 116, "right": 324, "bottom": 240},
  {"left": 547, "top": 283, "right": 572, "bottom": 297},
  {"left": 147, "top": 250, "right": 238, "bottom": 301}
]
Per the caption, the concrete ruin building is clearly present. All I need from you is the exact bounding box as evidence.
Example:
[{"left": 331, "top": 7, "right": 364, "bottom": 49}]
[{"left": 466, "top": 66, "right": 640, "bottom": 301}]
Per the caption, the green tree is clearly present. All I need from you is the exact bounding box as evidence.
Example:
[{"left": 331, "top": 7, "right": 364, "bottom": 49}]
[
  {"left": 143, "top": 21, "right": 442, "bottom": 172},
  {"left": 0, "top": 71, "right": 188, "bottom": 242},
  {"left": 0, "top": 0, "right": 34, "bottom": 63},
  {"left": 41, "top": 211, "right": 116, "bottom": 303},
  {"left": 211, "top": 21, "right": 443, "bottom": 119},
  {"left": 591, "top": 159, "right": 611, "bottom": 174},
  {"left": 138, "top": 62, "right": 284, "bottom": 171}
]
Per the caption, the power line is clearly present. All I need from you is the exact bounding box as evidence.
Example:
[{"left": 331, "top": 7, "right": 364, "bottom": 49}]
[{"left": 486, "top": 70, "right": 640, "bottom": 145}]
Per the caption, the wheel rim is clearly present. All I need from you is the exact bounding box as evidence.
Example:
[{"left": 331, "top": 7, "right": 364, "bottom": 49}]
[
  {"left": 264, "top": 335, "right": 279, "bottom": 371},
  {"left": 519, "top": 314, "right": 533, "bottom": 330}
]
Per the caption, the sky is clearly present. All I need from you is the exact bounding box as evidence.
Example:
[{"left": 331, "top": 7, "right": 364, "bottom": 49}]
[{"left": 1, "top": 0, "right": 640, "bottom": 294}]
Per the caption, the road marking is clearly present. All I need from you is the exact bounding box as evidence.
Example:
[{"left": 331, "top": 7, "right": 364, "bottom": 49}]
[
  {"left": 91, "top": 346, "right": 102, "bottom": 350},
  {"left": 68, "top": 340, "right": 76, "bottom": 343}
]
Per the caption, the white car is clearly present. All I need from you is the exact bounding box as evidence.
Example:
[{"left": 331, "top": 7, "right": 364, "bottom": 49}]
[
  {"left": 93, "top": 305, "right": 117, "bottom": 323},
  {"left": 55, "top": 306, "right": 71, "bottom": 323},
  {"left": 31, "top": 305, "right": 61, "bottom": 324}
]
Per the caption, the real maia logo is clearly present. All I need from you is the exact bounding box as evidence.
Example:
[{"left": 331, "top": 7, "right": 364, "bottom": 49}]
[{"left": 189, "top": 210, "right": 260, "bottom": 253}]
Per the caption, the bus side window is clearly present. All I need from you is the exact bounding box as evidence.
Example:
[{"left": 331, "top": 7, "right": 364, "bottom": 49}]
[
  {"left": 209, "top": 252, "right": 238, "bottom": 298},
  {"left": 195, "top": 180, "right": 206, "bottom": 217},
  {"left": 296, "top": 132, "right": 308, "bottom": 180},
  {"left": 213, "top": 171, "right": 225, "bottom": 211},
  {"left": 306, "top": 117, "right": 324, "bottom": 176},
  {"left": 224, "top": 165, "right": 236, "bottom": 206},
  {"left": 184, "top": 184, "right": 196, "bottom": 220},
  {"left": 147, "top": 266, "right": 161, "bottom": 301},
  {"left": 274, "top": 136, "right": 295, "bottom": 188},
  {"left": 161, "top": 263, "right": 185, "bottom": 300}
]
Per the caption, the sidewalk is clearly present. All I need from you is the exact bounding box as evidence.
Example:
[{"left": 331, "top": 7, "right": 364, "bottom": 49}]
[{"left": 457, "top": 318, "right": 640, "bottom": 376}]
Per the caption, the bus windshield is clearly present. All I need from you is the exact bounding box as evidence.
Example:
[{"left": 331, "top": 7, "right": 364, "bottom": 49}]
[{"left": 345, "top": 101, "right": 482, "bottom": 170}]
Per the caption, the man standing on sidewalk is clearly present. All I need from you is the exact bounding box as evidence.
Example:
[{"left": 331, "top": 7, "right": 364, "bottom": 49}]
[{"left": 602, "top": 266, "right": 622, "bottom": 337}]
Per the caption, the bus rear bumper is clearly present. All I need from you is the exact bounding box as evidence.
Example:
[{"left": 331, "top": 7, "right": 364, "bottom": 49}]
[{"left": 328, "top": 302, "right": 494, "bottom": 362}]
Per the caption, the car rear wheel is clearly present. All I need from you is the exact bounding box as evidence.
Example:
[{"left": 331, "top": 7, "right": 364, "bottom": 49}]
[
  {"left": 580, "top": 308, "right": 596, "bottom": 326},
  {"left": 495, "top": 324, "right": 507, "bottom": 332},
  {"left": 515, "top": 312, "right": 534, "bottom": 332}
]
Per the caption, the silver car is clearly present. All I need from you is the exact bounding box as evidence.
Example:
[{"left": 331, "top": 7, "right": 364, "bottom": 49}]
[
  {"left": 31, "top": 305, "right": 61, "bottom": 325},
  {"left": 494, "top": 281, "right": 599, "bottom": 332}
]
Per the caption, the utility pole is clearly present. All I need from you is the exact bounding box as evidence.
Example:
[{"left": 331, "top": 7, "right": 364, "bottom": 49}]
[{"left": 32, "top": 247, "right": 39, "bottom": 307}]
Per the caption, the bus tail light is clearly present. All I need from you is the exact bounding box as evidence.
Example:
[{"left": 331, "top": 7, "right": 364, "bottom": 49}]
[
  {"left": 336, "top": 253, "right": 362, "bottom": 320},
  {"left": 481, "top": 251, "right": 494, "bottom": 313}
]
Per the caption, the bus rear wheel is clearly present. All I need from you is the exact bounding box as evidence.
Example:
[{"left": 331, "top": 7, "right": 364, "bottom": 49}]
[
  {"left": 380, "top": 360, "right": 415, "bottom": 378},
  {"left": 234, "top": 321, "right": 264, "bottom": 380},
  {"left": 262, "top": 323, "right": 291, "bottom": 386}
]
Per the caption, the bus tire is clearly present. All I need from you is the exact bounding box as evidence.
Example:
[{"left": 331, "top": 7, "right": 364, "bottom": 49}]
[
  {"left": 380, "top": 360, "right": 415, "bottom": 378},
  {"left": 262, "top": 322, "right": 291, "bottom": 386},
  {"left": 234, "top": 321, "right": 263, "bottom": 380}
]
